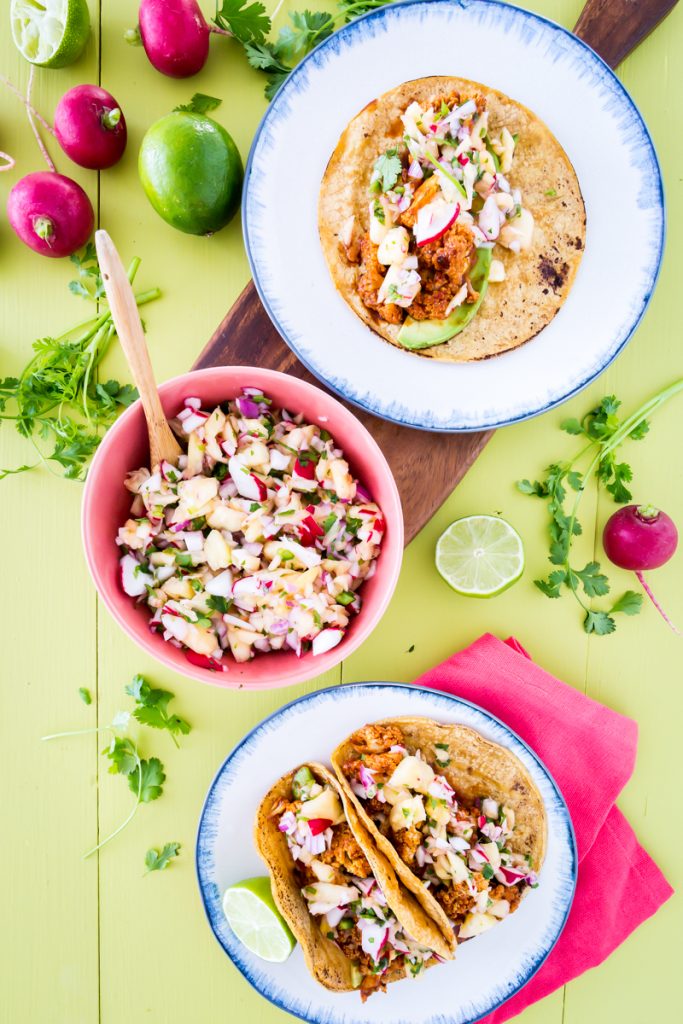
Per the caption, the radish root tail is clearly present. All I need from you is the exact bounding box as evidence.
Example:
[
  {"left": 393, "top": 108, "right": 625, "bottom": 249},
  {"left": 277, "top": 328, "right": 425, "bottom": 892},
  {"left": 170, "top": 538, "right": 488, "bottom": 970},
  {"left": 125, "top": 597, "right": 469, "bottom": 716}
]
[{"left": 635, "top": 570, "right": 681, "bottom": 635}]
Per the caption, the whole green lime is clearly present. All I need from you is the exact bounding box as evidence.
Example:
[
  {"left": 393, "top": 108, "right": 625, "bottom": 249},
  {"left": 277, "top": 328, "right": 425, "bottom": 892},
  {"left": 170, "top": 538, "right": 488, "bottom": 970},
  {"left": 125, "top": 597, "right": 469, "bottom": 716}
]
[{"left": 139, "top": 112, "right": 243, "bottom": 236}]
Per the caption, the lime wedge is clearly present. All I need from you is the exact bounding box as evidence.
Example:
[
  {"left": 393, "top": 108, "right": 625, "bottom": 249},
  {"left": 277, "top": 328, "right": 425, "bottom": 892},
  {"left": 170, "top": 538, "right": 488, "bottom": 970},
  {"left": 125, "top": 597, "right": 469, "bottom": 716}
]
[
  {"left": 223, "top": 877, "right": 295, "bottom": 963},
  {"left": 11, "top": 0, "right": 90, "bottom": 68},
  {"left": 436, "top": 515, "right": 524, "bottom": 597}
]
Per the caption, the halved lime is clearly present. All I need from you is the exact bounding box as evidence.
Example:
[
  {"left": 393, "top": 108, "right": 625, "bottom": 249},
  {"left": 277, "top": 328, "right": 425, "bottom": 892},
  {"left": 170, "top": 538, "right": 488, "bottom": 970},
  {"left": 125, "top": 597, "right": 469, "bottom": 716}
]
[
  {"left": 436, "top": 515, "right": 524, "bottom": 597},
  {"left": 11, "top": 0, "right": 90, "bottom": 68},
  {"left": 223, "top": 877, "right": 295, "bottom": 963}
]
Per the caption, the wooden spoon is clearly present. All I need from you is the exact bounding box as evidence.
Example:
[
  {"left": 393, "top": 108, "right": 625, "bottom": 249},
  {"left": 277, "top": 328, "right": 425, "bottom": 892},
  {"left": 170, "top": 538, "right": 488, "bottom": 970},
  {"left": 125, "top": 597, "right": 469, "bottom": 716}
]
[{"left": 95, "top": 229, "right": 182, "bottom": 470}]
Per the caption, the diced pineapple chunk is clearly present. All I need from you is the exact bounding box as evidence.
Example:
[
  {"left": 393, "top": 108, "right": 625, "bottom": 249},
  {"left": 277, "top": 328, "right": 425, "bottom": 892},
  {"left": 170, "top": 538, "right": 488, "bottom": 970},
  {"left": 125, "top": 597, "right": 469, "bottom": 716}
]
[
  {"left": 458, "top": 912, "right": 497, "bottom": 939},
  {"left": 204, "top": 529, "right": 232, "bottom": 571},
  {"left": 185, "top": 431, "right": 205, "bottom": 478},
  {"left": 389, "top": 755, "right": 435, "bottom": 794},
  {"left": 300, "top": 787, "right": 345, "bottom": 825},
  {"left": 499, "top": 208, "right": 534, "bottom": 251},
  {"left": 389, "top": 795, "right": 426, "bottom": 831},
  {"left": 206, "top": 504, "right": 246, "bottom": 532}
]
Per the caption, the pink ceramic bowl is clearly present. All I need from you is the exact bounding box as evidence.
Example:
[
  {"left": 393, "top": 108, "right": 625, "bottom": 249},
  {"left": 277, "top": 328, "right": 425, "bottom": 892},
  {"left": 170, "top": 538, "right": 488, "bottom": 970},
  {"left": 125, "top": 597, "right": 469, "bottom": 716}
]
[{"left": 82, "top": 366, "right": 403, "bottom": 689}]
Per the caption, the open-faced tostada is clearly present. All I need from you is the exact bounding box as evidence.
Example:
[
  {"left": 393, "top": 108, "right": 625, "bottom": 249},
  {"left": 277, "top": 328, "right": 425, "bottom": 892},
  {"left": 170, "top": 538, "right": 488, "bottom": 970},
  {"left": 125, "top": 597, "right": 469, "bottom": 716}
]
[{"left": 319, "top": 76, "right": 585, "bottom": 361}]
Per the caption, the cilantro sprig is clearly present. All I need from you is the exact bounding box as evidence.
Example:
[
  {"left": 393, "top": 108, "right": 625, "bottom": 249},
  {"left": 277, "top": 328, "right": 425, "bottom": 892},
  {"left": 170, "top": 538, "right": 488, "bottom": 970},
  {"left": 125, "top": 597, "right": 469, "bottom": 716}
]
[
  {"left": 220, "top": 0, "right": 392, "bottom": 99},
  {"left": 125, "top": 674, "right": 191, "bottom": 748},
  {"left": 518, "top": 381, "right": 683, "bottom": 634},
  {"left": 0, "top": 248, "right": 160, "bottom": 481},
  {"left": 42, "top": 674, "right": 191, "bottom": 859}
]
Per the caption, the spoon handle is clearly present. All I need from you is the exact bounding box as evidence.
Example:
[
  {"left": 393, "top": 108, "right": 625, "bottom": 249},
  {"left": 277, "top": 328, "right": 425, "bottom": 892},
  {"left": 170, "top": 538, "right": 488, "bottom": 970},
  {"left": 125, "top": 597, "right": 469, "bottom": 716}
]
[{"left": 95, "top": 230, "right": 181, "bottom": 470}]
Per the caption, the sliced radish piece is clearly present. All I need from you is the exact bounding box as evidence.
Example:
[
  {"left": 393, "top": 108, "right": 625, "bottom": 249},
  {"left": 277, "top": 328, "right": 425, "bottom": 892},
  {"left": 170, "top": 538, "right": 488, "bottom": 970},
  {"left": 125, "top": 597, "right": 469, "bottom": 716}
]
[
  {"left": 232, "top": 576, "right": 261, "bottom": 597},
  {"left": 185, "top": 650, "right": 223, "bottom": 671},
  {"left": 414, "top": 199, "right": 459, "bottom": 247},
  {"left": 294, "top": 457, "right": 315, "bottom": 480},
  {"left": 184, "top": 397, "right": 201, "bottom": 410},
  {"left": 312, "top": 628, "right": 344, "bottom": 656},
  {"left": 307, "top": 817, "right": 333, "bottom": 836},
  {"left": 120, "top": 554, "right": 153, "bottom": 596},
  {"left": 181, "top": 411, "right": 209, "bottom": 434},
  {"left": 228, "top": 456, "right": 267, "bottom": 500}
]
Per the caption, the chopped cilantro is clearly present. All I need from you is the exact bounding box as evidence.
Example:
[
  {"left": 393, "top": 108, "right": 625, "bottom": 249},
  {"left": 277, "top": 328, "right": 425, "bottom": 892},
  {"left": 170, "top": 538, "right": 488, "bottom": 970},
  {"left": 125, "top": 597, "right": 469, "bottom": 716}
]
[
  {"left": 337, "top": 591, "right": 355, "bottom": 606},
  {"left": 207, "top": 594, "right": 232, "bottom": 614}
]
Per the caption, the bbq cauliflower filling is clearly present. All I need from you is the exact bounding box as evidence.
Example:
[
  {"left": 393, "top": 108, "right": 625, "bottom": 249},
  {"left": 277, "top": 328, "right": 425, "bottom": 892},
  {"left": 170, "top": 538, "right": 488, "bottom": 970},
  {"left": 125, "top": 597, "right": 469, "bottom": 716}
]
[
  {"left": 342, "top": 724, "right": 539, "bottom": 939},
  {"left": 347, "top": 91, "right": 535, "bottom": 328},
  {"left": 274, "top": 767, "right": 437, "bottom": 1001},
  {"left": 116, "top": 390, "right": 385, "bottom": 669}
]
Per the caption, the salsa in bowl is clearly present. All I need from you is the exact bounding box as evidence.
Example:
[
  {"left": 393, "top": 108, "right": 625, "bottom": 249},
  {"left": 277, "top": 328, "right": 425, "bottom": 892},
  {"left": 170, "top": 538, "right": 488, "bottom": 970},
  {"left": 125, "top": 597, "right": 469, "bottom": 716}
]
[{"left": 82, "top": 367, "right": 403, "bottom": 688}]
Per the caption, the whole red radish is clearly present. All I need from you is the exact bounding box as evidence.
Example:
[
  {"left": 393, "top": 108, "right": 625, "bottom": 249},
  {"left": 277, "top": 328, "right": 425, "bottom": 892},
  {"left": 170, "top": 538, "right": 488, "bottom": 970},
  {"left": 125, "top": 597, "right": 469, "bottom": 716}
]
[
  {"left": 139, "top": 0, "right": 211, "bottom": 78},
  {"left": 603, "top": 504, "right": 679, "bottom": 632},
  {"left": 54, "top": 85, "right": 127, "bottom": 169},
  {"left": 7, "top": 172, "right": 94, "bottom": 258}
]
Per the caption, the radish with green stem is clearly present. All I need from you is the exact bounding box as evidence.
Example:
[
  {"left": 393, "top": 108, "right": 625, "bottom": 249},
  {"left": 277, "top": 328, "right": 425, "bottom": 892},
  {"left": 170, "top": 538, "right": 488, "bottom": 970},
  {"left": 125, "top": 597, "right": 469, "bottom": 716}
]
[
  {"left": 54, "top": 84, "right": 127, "bottom": 169},
  {"left": 138, "top": 0, "right": 233, "bottom": 78},
  {"left": 4, "top": 67, "right": 95, "bottom": 257},
  {"left": 603, "top": 505, "right": 680, "bottom": 633}
]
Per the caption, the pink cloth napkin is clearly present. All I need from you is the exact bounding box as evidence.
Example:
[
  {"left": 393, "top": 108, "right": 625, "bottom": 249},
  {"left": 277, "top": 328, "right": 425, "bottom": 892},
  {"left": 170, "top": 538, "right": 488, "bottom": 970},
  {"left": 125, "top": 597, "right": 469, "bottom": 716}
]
[{"left": 415, "top": 633, "right": 673, "bottom": 1023}]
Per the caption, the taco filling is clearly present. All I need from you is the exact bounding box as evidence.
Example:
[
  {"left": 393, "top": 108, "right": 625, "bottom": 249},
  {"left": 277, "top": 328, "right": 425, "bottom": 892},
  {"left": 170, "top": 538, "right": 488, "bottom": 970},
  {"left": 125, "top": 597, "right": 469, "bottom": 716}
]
[
  {"left": 273, "top": 765, "right": 439, "bottom": 999},
  {"left": 339, "top": 724, "right": 539, "bottom": 939},
  {"left": 342, "top": 90, "right": 532, "bottom": 349}
]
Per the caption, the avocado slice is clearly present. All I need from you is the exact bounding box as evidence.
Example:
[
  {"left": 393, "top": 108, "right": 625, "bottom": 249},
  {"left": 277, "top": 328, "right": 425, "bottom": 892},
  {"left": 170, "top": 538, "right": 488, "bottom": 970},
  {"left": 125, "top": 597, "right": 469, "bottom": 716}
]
[{"left": 397, "top": 246, "right": 492, "bottom": 350}]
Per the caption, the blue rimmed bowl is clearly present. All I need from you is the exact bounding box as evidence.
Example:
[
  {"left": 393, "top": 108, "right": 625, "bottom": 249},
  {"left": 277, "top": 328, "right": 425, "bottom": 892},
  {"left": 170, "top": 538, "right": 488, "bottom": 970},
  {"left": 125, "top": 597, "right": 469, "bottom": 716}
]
[
  {"left": 196, "top": 682, "right": 577, "bottom": 1024},
  {"left": 242, "top": 0, "right": 663, "bottom": 431}
]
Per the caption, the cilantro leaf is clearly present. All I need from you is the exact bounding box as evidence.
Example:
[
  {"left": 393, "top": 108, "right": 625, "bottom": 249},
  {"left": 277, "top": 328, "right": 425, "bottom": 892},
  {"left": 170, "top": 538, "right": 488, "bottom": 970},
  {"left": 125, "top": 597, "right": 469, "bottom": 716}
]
[
  {"left": 560, "top": 417, "right": 583, "bottom": 435},
  {"left": 129, "top": 757, "right": 166, "bottom": 803},
  {"left": 275, "top": 10, "right": 334, "bottom": 62},
  {"left": 174, "top": 93, "right": 222, "bottom": 115},
  {"left": 610, "top": 590, "right": 643, "bottom": 616},
  {"left": 371, "top": 148, "right": 402, "bottom": 192},
  {"left": 516, "top": 478, "right": 548, "bottom": 497},
  {"left": 79, "top": 687, "right": 92, "bottom": 705},
  {"left": 215, "top": 0, "right": 270, "bottom": 44},
  {"left": 575, "top": 561, "right": 610, "bottom": 598},
  {"left": 584, "top": 611, "right": 616, "bottom": 635},
  {"left": 534, "top": 569, "right": 567, "bottom": 599},
  {"left": 145, "top": 842, "right": 181, "bottom": 873},
  {"left": 605, "top": 461, "right": 633, "bottom": 503},
  {"left": 105, "top": 736, "right": 138, "bottom": 776}
]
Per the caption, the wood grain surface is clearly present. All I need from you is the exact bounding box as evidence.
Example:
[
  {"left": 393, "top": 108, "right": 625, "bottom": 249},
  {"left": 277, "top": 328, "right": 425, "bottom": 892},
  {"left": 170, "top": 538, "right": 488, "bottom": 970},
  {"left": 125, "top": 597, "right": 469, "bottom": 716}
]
[
  {"left": 574, "top": 0, "right": 679, "bottom": 68},
  {"left": 193, "top": 283, "right": 492, "bottom": 543},
  {"left": 195, "top": 0, "right": 678, "bottom": 544}
]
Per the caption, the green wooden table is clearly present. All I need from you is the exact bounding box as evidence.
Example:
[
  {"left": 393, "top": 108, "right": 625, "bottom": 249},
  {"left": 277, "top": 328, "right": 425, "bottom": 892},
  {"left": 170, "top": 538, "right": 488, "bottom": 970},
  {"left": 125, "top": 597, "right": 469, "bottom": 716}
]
[{"left": 1, "top": 2, "right": 680, "bottom": 1021}]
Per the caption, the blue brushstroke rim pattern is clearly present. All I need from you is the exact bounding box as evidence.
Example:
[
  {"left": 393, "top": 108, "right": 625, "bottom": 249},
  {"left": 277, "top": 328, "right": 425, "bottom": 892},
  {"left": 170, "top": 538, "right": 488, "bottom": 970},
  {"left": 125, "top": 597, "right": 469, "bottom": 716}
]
[
  {"left": 241, "top": 0, "right": 665, "bottom": 432},
  {"left": 196, "top": 682, "right": 578, "bottom": 1024}
]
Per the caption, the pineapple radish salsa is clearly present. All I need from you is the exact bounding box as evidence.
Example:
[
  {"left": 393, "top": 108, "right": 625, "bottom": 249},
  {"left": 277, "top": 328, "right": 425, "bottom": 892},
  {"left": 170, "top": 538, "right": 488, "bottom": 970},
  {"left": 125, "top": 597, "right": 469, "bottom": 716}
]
[
  {"left": 350, "top": 91, "right": 534, "bottom": 346},
  {"left": 116, "top": 389, "right": 385, "bottom": 670},
  {"left": 342, "top": 725, "right": 538, "bottom": 940},
  {"left": 273, "top": 766, "right": 438, "bottom": 1000}
]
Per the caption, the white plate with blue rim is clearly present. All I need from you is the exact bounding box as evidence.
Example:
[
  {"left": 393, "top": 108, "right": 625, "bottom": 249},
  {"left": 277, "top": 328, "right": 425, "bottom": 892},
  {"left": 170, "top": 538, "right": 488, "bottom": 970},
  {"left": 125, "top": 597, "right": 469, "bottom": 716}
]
[
  {"left": 196, "top": 683, "right": 577, "bottom": 1024},
  {"left": 242, "top": 0, "right": 664, "bottom": 432}
]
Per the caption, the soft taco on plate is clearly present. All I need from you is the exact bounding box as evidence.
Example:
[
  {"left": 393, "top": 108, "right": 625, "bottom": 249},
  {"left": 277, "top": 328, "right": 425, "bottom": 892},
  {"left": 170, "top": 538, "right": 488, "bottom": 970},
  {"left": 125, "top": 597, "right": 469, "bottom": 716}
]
[
  {"left": 319, "top": 76, "right": 585, "bottom": 361},
  {"left": 254, "top": 762, "right": 453, "bottom": 1001},
  {"left": 331, "top": 719, "right": 547, "bottom": 945}
]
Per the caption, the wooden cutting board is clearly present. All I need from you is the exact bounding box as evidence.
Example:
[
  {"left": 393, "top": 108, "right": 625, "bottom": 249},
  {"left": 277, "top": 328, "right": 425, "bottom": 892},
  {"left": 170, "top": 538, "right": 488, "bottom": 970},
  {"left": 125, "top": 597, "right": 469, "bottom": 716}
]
[{"left": 193, "top": 0, "right": 676, "bottom": 544}]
